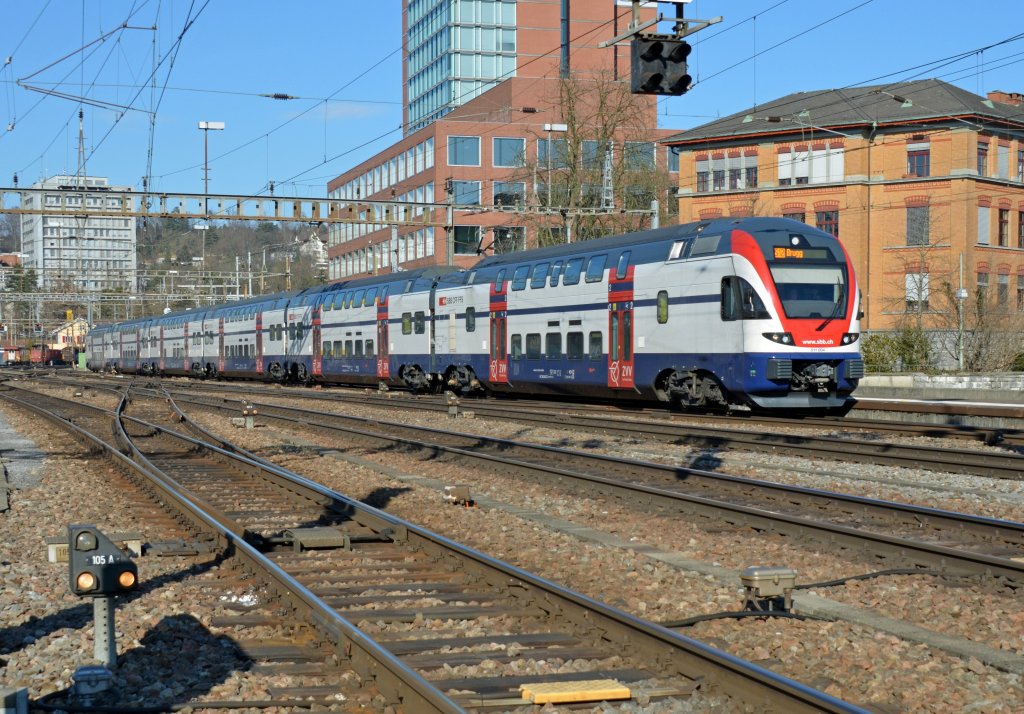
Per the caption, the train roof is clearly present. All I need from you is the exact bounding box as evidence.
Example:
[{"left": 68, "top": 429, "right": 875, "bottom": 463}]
[{"left": 469, "top": 216, "right": 828, "bottom": 270}]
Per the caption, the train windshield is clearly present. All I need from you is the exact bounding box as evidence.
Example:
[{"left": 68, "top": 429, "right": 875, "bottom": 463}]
[{"left": 769, "top": 264, "right": 847, "bottom": 319}]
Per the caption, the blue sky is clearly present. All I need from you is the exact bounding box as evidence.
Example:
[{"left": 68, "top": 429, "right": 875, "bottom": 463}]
[{"left": 2, "top": 1, "right": 1022, "bottom": 199}]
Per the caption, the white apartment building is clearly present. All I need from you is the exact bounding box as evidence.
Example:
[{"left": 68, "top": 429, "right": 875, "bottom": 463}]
[{"left": 20, "top": 175, "right": 138, "bottom": 292}]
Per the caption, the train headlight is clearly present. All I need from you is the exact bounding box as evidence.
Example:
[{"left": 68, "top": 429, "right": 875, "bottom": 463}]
[
  {"left": 762, "top": 332, "right": 794, "bottom": 345},
  {"left": 841, "top": 333, "right": 860, "bottom": 345}
]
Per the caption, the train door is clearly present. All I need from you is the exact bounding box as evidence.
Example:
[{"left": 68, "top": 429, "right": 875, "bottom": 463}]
[
  {"left": 183, "top": 322, "right": 190, "bottom": 371},
  {"left": 218, "top": 317, "right": 225, "bottom": 374},
  {"left": 607, "top": 255, "right": 635, "bottom": 389},
  {"left": 488, "top": 278, "right": 508, "bottom": 384},
  {"left": 159, "top": 326, "right": 165, "bottom": 373},
  {"left": 376, "top": 289, "right": 390, "bottom": 378},
  {"left": 312, "top": 303, "right": 323, "bottom": 377},
  {"left": 256, "top": 311, "right": 264, "bottom": 374}
]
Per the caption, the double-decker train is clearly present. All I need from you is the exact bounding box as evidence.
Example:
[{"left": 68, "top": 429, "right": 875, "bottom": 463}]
[{"left": 86, "top": 217, "right": 864, "bottom": 412}]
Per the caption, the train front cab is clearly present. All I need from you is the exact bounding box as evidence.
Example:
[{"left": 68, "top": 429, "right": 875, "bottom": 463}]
[{"left": 729, "top": 222, "right": 863, "bottom": 411}]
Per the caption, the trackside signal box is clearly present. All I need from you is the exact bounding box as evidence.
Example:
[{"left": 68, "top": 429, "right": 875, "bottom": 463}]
[{"left": 67, "top": 525, "right": 138, "bottom": 598}]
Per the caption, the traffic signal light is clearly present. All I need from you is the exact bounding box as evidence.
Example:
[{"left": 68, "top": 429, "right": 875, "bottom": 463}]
[
  {"left": 68, "top": 525, "right": 138, "bottom": 597},
  {"left": 630, "top": 37, "right": 692, "bottom": 96}
]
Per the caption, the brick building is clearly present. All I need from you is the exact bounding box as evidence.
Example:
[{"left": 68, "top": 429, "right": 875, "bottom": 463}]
[
  {"left": 665, "top": 79, "right": 1024, "bottom": 335},
  {"left": 326, "top": 0, "right": 680, "bottom": 279}
]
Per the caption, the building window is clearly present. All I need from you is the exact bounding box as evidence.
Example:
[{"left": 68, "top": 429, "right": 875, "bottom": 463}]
[
  {"left": 493, "top": 181, "right": 525, "bottom": 206},
  {"left": 1018, "top": 211, "right": 1024, "bottom": 248},
  {"left": 977, "top": 142, "right": 988, "bottom": 176},
  {"left": 1018, "top": 149, "right": 1024, "bottom": 182},
  {"left": 538, "top": 138, "right": 568, "bottom": 169},
  {"left": 696, "top": 160, "right": 709, "bottom": 192},
  {"left": 624, "top": 142, "right": 655, "bottom": 171},
  {"left": 907, "top": 205, "right": 929, "bottom": 246},
  {"left": 997, "top": 273, "right": 1009, "bottom": 309},
  {"left": 582, "top": 140, "right": 611, "bottom": 170},
  {"left": 448, "top": 136, "right": 480, "bottom": 166},
  {"left": 905, "top": 273, "right": 929, "bottom": 312},
  {"left": 816, "top": 210, "right": 839, "bottom": 237},
  {"left": 452, "top": 180, "right": 481, "bottom": 205},
  {"left": 667, "top": 147, "right": 679, "bottom": 173},
  {"left": 907, "top": 147, "right": 930, "bottom": 177},
  {"left": 745, "top": 162, "right": 758, "bottom": 188},
  {"left": 493, "top": 137, "right": 525, "bottom": 167},
  {"left": 1017, "top": 275, "right": 1024, "bottom": 312},
  {"left": 782, "top": 211, "right": 806, "bottom": 224},
  {"left": 712, "top": 168, "right": 725, "bottom": 191},
  {"left": 977, "top": 206, "right": 990, "bottom": 245},
  {"left": 998, "top": 209, "right": 1009, "bottom": 247},
  {"left": 977, "top": 271, "right": 989, "bottom": 302},
  {"left": 492, "top": 227, "right": 524, "bottom": 254},
  {"left": 453, "top": 225, "right": 480, "bottom": 254},
  {"left": 728, "top": 167, "right": 742, "bottom": 189}
]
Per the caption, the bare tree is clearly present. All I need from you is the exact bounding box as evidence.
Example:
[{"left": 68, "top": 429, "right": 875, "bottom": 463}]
[{"left": 508, "top": 73, "right": 675, "bottom": 246}]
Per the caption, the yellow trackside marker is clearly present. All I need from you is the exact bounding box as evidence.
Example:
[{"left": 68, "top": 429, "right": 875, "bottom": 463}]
[{"left": 520, "top": 679, "right": 631, "bottom": 704}]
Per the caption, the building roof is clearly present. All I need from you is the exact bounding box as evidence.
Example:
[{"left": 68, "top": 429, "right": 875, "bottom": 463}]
[{"left": 664, "top": 79, "right": 1024, "bottom": 145}]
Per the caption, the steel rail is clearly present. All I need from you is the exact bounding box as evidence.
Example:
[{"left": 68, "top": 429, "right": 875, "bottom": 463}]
[
  {"left": 0, "top": 385, "right": 464, "bottom": 714},
  {"left": 120, "top": 386, "right": 866, "bottom": 713},
  {"left": 163, "top": 392, "right": 1024, "bottom": 584}
]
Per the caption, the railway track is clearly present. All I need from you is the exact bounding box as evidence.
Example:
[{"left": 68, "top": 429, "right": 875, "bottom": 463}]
[
  {"left": 0, "top": 381, "right": 867, "bottom": 713},
  {"left": 129, "top": 379, "right": 1024, "bottom": 480},
  {"left": 130, "top": 384, "right": 1024, "bottom": 585},
  {"left": 33, "top": 372, "right": 1024, "bottom": 451}
]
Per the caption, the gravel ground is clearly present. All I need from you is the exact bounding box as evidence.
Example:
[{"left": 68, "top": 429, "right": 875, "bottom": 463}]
[{"left": 2, "top": 387, "right": 1023, "bottom": 713}]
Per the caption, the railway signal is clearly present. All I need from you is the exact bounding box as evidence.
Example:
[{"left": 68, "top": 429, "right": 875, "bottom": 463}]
[
  {"left": 630, "top": 37, "right": 692, "bottom": 96},
  {"left": 68, "top": 525, "right": 138, "bottom": 597}
]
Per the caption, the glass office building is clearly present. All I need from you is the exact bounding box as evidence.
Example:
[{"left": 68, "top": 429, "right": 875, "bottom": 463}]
[{"left": 406, "top": 0, "right": 518, "bottom": 133}]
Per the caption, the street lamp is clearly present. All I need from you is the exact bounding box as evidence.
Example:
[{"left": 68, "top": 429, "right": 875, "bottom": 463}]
[
  {"left": 198, "top": 121, "right": 225, "bottom": 215},
  {"left": 542, "top": 123, "right": 568, "bottom": 207}
]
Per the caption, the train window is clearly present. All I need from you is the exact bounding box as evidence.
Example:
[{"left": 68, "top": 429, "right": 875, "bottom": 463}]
[
  {"left": 610, "top": 313, "right": 619, "bottom": 361},
  {"left": 333, "top": 340, "right": 343, "bottom": 356},
  {"left": 365, "top": 339, "right": 375, "bottom": 356},
  {"left": 545, "top": 333, "right": 562, "bottom": 359},
  {"left": 720, "top": 277, "right": 739, "bottom": 321},
  {"left": 354, "top": 289, "right": 366, "bottom": 307},
  {"left": 365, "top": 288, "right": 377, "bottom": 305},
  {"left": 589, "top": 331, "right": 603, "bottom": 359},
  {"left": 668, "top": 239, "right": 691, "bottom": 260},
  {"left": 562, "top": 257, "right": 584, "bottom": 285},
  {"left": 739, "top": 279, "right": 770, "bottom": 319},
  {"left": 615, "top": 251, "right": 631, "bottom": 279},
  {"left": 354, "top": 340, "right": 364, "bottom": 357},
  {"left": 585, "top": 254, "right": 607, "bottom": 283},
  {"left": 345, "top": 340, "right": 353, "bottom": 356},
  {"left": 511, "top": 265, "right": 529, "bottom": 291},
  {"left": 510, "top": 334, "right": 522, "bottom": 358},
  {"left": 549, "top": 261, "right": 563, "bottom": 287},
  {"left": 525, "top": 333, "right": 541, "bottom": 359},
  {"left": 496, "top": 269, "right": 507, "bottom": 286},
  {"left": 466, "top": 270, "right": 477, "bottom": 285},
  {"left": 657, "top": 291, "right": 670, "bottom": 323},
  {"left": 414, "top": 311, "right": 426, "bottom": 334},
  {"left": 530, "top": 262, "right": 550, "bottom": 289},
  {"left": 380, "top": 286, "right": 389, "bottom": 303},
  {"left": 333, "top": 294, "right": 345, "bottom": 310},
  {"left": 296, "top": 324, "right": 304, "bottom": 341},
  {"left": 404, "top": 280, "right": 415, "bottom": 294},
  {"left": 289, "top": 324, "right": 297, "bottom": 340},
  {"left": 499, "top": 320, "right": 507, "bottom": 359},
  {"left": 402, "top": 313, "right": 412, "bottom": 335},
  {"left": 567, "top": 332, "right": 584, "bottom": 359},
  {"left": 465, "top": 307, "right": 476, "bottom": 333},
  {"left": 691, "top": 234, "right": 721, "bottom": 257},
  {"left": 623, "top": 312, "right": 632, "bottom": 360},
  {"left": 323, "top": 342, "right": 332, "bottom": 358}
]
